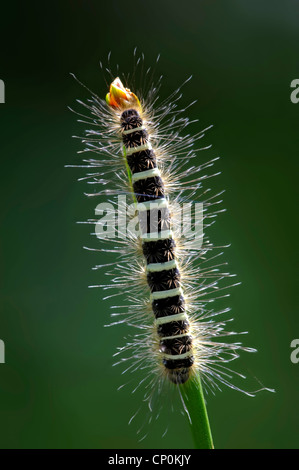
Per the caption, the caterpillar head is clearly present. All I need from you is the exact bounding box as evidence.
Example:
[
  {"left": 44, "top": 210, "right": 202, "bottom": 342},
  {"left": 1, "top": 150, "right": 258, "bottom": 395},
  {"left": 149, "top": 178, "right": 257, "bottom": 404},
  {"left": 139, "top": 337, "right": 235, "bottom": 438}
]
[{"left": 106, "top": 77, "right": 141, "bottom": 111}]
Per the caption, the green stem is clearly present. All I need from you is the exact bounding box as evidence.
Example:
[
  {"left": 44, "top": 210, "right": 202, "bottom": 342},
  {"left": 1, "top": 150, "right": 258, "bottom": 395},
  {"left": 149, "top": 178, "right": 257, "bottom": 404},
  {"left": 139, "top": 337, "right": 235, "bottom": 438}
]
[
  {"left": 181, "top": 374, "right": 214, "bottom": 449},
  {"left": 123, "top": 146, "right": 137, "bottom": 204}
]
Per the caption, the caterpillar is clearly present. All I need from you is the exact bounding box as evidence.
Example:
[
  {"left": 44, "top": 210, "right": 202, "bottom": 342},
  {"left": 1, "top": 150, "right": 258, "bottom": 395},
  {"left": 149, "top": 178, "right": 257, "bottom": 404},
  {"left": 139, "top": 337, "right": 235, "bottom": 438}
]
[
  {"left": 108, "top": 86, "right": 193, "bottom": 385},
  {"left": 69, "top": 53, "right": 273, "bottom": 441}
]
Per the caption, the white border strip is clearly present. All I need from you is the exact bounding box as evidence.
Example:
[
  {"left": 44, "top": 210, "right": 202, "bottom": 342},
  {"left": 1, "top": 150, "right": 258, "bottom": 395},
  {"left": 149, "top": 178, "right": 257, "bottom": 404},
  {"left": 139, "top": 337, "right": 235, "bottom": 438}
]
[
  {"left": 125, "top": 142, "right": 152, "bottom": 156},
  {"left": 132, "top": 167, "right": 160, "bottom": 183},
  {"left": 122, "top": 126, "right": 145, "bottom": 135},
  {"left": 162, "top": 350, "right": 193, "bottom": 360},
  {"left": 146, "top": 259, "right": 177, "bottom": 273},
  {"left": 151, "top": 287, "right": 183, "bottom": 301},
  {"left": 155, "top": 312, "right": 187, "bottom": 325}
]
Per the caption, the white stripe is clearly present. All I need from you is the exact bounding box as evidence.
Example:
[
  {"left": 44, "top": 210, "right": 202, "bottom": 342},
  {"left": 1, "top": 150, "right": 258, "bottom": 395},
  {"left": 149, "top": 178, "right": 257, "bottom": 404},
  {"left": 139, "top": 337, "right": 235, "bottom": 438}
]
[
  {"left": 155, "top": 312, "right": 187, "bottom": 326},
  {"left": 150, "top": 287, "right": 183, "bottom": 301},
  {"left": 132, "top": 167, "right": 160, "bottom": 183},
  {"left": 136, "top": 198, "right": 168, "bottom": 212},
  {"left": 146, "top": 259, "right": 177, "bottom": 273},
  {"left": 125, "top": 142, "right": 152, "bottom": 156},
  {"left": 162, "top": 350, "right": 193, "bottom": 360},
  {"left": 122, "top": 126, "right": 145, "bottom": 135},
  {"left": 141, "top": 230, "right": 173, "bottom": 241}
]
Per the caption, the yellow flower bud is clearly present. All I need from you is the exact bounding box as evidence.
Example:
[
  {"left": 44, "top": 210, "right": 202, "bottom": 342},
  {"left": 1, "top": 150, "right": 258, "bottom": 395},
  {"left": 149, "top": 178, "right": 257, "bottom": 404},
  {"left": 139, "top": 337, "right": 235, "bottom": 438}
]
[{"left": 106, "top": 78, "right": 141, "bottom": 110}]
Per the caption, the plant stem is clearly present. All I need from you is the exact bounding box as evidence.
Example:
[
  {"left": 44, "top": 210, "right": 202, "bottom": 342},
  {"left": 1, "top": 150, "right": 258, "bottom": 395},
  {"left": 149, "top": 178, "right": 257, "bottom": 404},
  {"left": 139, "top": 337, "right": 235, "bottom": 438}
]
[
  {"left": 123, "top": 146, "right": 137, "bottom": 204},
  {"left": 181, "top": 374, "right": 214, "bottom": 449}
]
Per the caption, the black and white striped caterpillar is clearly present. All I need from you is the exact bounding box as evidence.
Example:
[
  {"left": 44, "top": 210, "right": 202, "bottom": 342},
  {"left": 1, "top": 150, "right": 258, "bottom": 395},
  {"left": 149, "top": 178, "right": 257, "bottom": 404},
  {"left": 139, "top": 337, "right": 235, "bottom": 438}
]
[
  {"left": 119, "top": 105, "right": 193, "bottom": 385},
  {"left": 70, "top": 55, "right": 272, "bottom": 438}
]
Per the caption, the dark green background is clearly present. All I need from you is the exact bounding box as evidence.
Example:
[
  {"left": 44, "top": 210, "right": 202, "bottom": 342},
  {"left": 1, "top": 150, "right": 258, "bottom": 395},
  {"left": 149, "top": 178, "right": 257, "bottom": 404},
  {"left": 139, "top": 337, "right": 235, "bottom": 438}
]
[{"left": 0, "top": 0, "right": 298, "bottom": 449}]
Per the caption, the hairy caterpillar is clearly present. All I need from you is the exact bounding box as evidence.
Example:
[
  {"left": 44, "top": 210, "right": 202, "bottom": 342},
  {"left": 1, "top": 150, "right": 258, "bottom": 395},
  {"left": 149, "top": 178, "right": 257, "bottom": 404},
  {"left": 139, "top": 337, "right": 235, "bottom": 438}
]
[
  {"left": 69, "top": 53, "right": 273, "bottom": 441},
  {"left": 108, "top": 86, "right": 194, "bottom": 385}
]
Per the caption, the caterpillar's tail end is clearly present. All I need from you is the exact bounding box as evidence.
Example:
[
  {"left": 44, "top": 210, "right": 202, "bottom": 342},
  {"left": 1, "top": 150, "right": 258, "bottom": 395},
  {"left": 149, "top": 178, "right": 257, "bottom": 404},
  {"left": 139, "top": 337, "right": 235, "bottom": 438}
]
[
  {"left": 168, "top": 368, "right": 191, "bottom": 385},
  {"left": 106, "top": 77, "right": 141, "bottom": 111}
]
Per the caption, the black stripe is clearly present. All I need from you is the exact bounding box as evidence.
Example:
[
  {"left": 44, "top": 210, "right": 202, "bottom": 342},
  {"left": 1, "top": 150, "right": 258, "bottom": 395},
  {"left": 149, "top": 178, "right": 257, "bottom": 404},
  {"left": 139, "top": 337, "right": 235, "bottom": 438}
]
[
  {"left": 138, "top": 207, "right": 171, "bottom": 235},
  {"left": 127, "top": 149, "right": 157, "bottom": 174},
  {"left": 147, "top": 267, "right": 180, "bottom": 293},
  {"left": 163, "top": 356, "right": 194, "bottom": 370},
  {"left": 152, "top": 295, "right": 185, "bottom": 319},
  {"left": 160, "top": 335, "right": 192, "bottom": 356},
  {"left": 142, "top": 238, "right": 176, "bottom": 265},
  {"left": 157, "top": 319, "right": 189, "bottom": 337},
  {"left": 133, "top": 176, "right": 164, "bottom": 202},
  {"left": 123, "top": 129, "right": 148, "bottom": 148},
  {"left": 120, "top": 109, "right": 142, "bottom": 131}
]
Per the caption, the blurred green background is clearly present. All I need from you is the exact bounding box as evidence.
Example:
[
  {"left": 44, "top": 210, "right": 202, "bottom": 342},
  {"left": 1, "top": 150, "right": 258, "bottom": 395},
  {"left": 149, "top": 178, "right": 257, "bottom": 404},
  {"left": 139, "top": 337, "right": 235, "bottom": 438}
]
[{"left": 0, "top": 0, "right": 298, "bottom": 449}]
